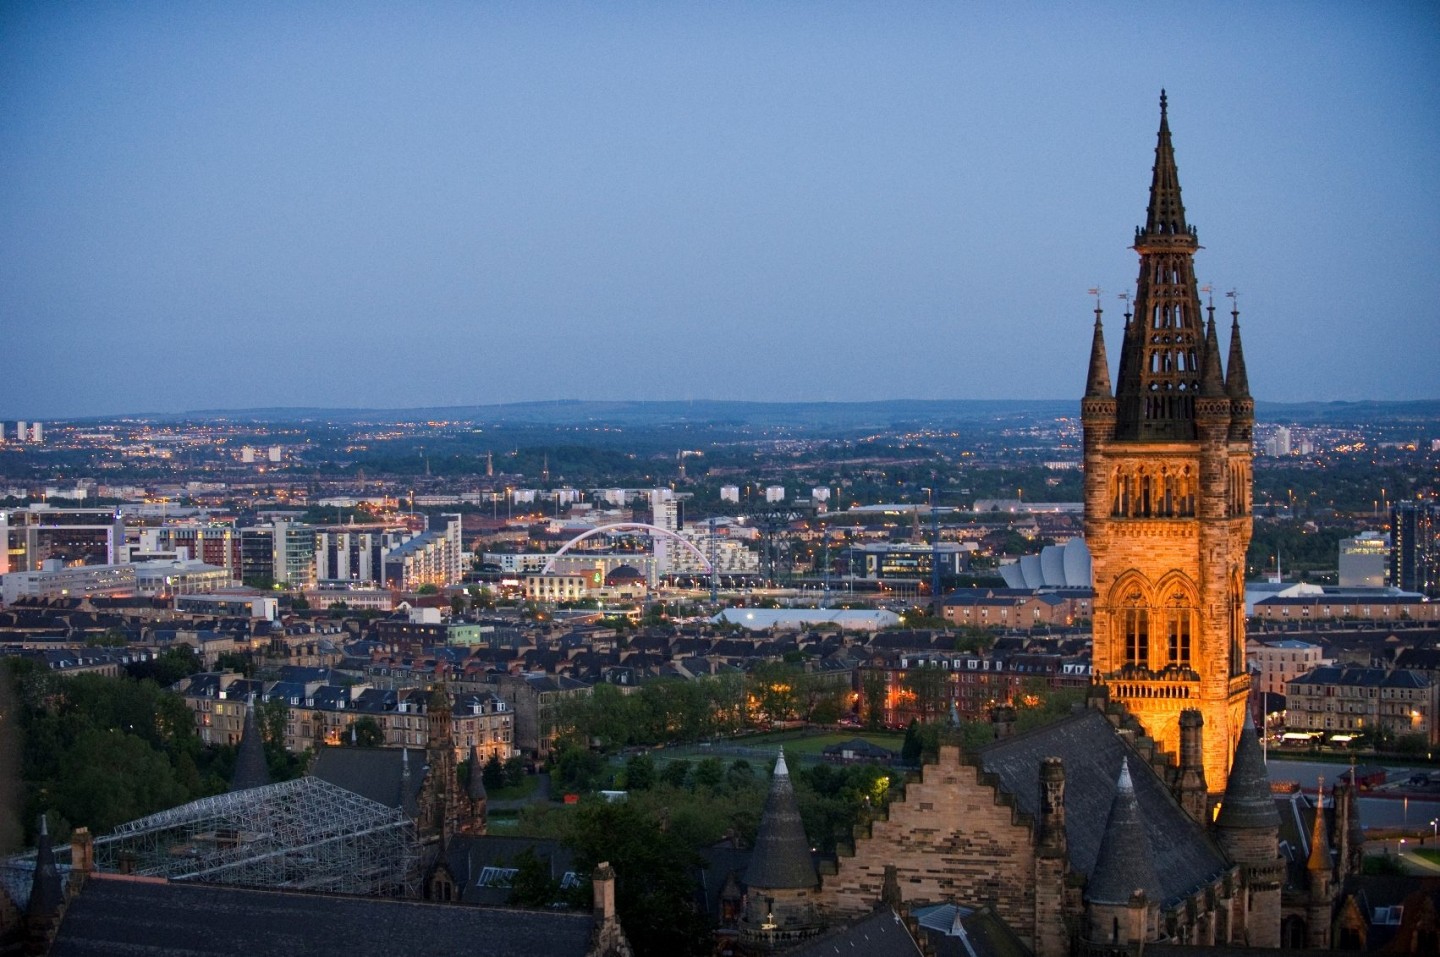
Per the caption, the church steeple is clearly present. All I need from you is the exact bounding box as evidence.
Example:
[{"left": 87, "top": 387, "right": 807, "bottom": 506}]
[{"left": 1114, "top": 91, "right": 1210, "bottom": 441}]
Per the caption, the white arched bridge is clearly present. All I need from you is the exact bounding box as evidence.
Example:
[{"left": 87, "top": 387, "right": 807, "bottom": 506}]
[{"left": 540, "top": 521, "right": 714, "bottom": 575}]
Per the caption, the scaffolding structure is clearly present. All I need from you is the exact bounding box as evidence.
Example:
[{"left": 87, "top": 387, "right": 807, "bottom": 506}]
[{"left": 81, "top": 777, "right": 421, "bottom": 897}]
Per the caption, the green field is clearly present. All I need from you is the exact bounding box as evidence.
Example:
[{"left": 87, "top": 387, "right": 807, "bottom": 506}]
[{"left": 729, "top": 729, "right": 906, "bottom": 757}]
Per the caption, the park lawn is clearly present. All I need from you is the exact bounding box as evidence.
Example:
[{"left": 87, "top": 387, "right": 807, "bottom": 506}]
[
  {"left": 1415, "top": 848, "right": 1440, "bottom": 866},
  {"left": 488, "top": 774, "right": 541, "bottom": 801},
  {"left": 741, "top": 730, "right": 905, "bottom": 757}
]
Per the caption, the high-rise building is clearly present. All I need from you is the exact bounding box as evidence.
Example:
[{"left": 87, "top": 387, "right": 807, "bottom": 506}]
[
  {"left": 0, "top": 506, "right": 126, "bottom": 575},
  {"left": 1391, "top": 501, "right": 1439, "bottom": 596},
  {"left": 1081, "top": 92, "right": 1254, "bottom": 795},
  {"left": 1338, "top": 531, "right": 1388, "bottom": 588}
]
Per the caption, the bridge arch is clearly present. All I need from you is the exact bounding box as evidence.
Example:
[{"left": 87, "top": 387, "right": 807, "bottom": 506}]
[{"left": 541, "top": 522, "right": 714, "bottom": 575}]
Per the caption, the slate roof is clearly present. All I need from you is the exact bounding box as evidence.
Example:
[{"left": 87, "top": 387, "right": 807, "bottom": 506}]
[
  {"left": 310, "top": 747, "right": 424, "bottom": 815},
  {"left": 230, "top": 698, "right": 272, "bottom": 792},
  {"left": 1086, "top": 760, "right": 1157, "bottom": 905},
  {"left": 744, "top": 752, "right": 819, "bottom": 891},
  {"left": 912, "top": 902, "right": 1036, "bottom": 957},
  {"left": 1289, "top": 665, "right": 1431, "bottom": 690},
  {"left": 1214, "top": 713, "right": 1280, "bottom": 832},
  {"left": 784, "top": 908, "right": 924, "bottom": 957},
  {"left": 48, "top": 875, "right": 596, "bottom": 957},
  {"left": 440, "top": 835, "right": 578, "bottom": 906},
  {"left": 976, "top": 709, "right": 1231, "bottom": 909}
]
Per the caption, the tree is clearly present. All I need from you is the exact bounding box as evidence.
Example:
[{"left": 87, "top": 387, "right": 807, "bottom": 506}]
[
  {"left": 503, "top": 754, "right": 527, "bottom": 788},
  {"left": 348, "top": 716, "right": 384, "bottom": 748},
  {"left": 417, "top": 583, "right": 440, "bottom": 596},
  {"left": 508, "top": 846, "right": 560, "bottom": 907},
  {"left": 901, "top": 720, "right": 923, "bottom": 764},
  {"left": 861, "top": 668, "right": 888, "bottom": 730},
  {"left": 482, "top": 754, "right": 506, "bottom": 791},
  {"left": 450, "top": 594, "right": 466, "bottom": 617},
  {"left": 624, "top": 753, "right": 656, "bottom": 791},
  {"left": 563, "top": 801, "right": 713, "bottom": 956}
]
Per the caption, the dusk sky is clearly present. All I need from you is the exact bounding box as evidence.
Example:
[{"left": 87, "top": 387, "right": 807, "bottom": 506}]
[{"left": 3, "top": 2, "right": 1437, "bottom": 419}]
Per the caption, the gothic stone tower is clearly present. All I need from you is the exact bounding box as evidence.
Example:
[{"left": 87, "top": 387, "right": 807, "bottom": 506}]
[{"left": 1082, "top": 92, "right": 1255, "bottom": 796}]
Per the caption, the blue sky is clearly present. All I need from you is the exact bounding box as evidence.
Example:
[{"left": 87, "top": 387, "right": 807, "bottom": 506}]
[{"left": 3, "top": 2, "right": 1437, "bottom": 418}]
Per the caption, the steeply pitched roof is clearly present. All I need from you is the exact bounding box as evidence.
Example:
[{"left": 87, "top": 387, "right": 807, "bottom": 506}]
[
  {"left": 48, "top": 875, "right": 596, "bottom": 956},
  {"left": 1215, "top": 712, "right": 1280, "bottom": 831},
  {"left": 1086, "top": 759, "right": 1158, "bottom": 905},
  {"left": 976, "top": 709, "right": 1229, "bottom": 908},
  {"left": 744, "top": 752, "right": 819, "bottom": 891},
  {"left": 230, "top": 696, "right": 272, "bottom": 792},
  {"left": 311, "top": 746, "right": 424, "bottom": 814},
  {"left": 784, "top": 908, "right": 924, "bottom": 957}
]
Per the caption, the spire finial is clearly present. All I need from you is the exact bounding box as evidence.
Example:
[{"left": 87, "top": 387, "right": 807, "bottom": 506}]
[{"left": 1160, "top": 88, "right": 1168, "bottom": 117}]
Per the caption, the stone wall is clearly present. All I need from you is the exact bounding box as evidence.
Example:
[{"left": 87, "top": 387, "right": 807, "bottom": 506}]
[{"left": 818, "top": 746, "right": 1043, "bottom": 949}]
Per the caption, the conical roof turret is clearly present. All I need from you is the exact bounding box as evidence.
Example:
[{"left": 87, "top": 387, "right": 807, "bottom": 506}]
[
  {"left": 230, "top": 693, "right": 272, "bottom": 792},
  {"left": 468, "top": 744, "right": 488, "bottom": 802},
  {"left": 1200, "top": 311, "right": 1227, "bottom": 398},
  {"left": 1086, "top": 759, "right": 1158, "bottom": 905},
  {"left": 26, "top": 814, "right": 64, "bottom": 920},
  {"left": 1307, "top": 781, "right": 1332, "bottom": 874},
  {"left": 1085, "top": 306, "right": 1112, "bottom": 399},
  {"left": 1226, "top": 305, "right": 1251, "bottom": 399},
  {"left": 743, "top": 751, "right": 818, "bottom": 890},
  {"left": 1215, "top": 711, "right": 1280, "bottom": 831}
]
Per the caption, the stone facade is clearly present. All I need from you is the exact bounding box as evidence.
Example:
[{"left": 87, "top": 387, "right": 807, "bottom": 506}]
[
  {"left": 820, "top": 745, "right": 1046, "bottom": 947},
  {"left": 1082, "top": 92, "right": 1253, "bottom": 794}
]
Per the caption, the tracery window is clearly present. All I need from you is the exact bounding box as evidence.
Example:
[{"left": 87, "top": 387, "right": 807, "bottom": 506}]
[
  {"left": 1118, "top": 587, "right": 1150, "bottom": 667},
  {"left": 1165, "top": 589, "right": 1194, "bottom": 667}
]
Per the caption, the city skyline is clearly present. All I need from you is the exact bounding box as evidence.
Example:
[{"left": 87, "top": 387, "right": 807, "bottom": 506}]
[{"left": 3, "top": 3, "right": 1438, "bottom": 419}]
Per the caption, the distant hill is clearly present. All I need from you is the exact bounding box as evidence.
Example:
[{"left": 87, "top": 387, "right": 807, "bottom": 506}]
[
  {"left": 74, "top": 397, "right": 1438, "bottom": 430},
  {"left": 113, "top": 399, "right": 1079, "bottom": 429}
]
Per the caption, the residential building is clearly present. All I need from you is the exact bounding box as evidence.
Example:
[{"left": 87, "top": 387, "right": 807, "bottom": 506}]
[
  {"left": 1286, "top": 665, "right": 1439, "bottom": 745},
  {"left": 1248, "top": 639, "right": 1325, "bottom": 698}
]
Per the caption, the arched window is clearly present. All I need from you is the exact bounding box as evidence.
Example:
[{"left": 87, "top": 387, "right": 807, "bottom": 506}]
[
  {"left": 1165, "top": 589, "right": 1194, "bottom": 666},
  {"left": 1118, "top": 587, "right": 1150, "bottom": 667}
]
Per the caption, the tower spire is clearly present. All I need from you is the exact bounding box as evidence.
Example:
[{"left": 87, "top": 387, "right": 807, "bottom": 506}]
[
  {"left": 1144, "top": 89, "right": 1189, "bottom": 238},
  {"left": 1115, "top": 92, "right": 1207, "bottom": 441}
]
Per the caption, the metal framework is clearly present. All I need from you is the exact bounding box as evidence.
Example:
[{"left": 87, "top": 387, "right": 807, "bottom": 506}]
[{"left": 86, "top": 777, "right": 420, "bottom": 897}]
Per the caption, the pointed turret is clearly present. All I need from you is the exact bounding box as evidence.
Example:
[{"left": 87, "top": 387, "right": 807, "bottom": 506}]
[
  {"left": 468, "top": 744, "right": 488, "bottom": 803},
  {"left": 1087, "top": 759, "right": 1157, "bottom": 906},
  {"left": 1225, "top": 308, "right": 1251, "bottom": 399},
  {"left": 1143, "top": 90, "right": 1189, "bottom": 238},
  {"left": 230, "top": 693, "right": 272, "bottom": 792},
  {"left": 1306, "top": 781, "right": 1332, "bottom": 876},
  {"left": 26, "top": 815, "right": 64, "bottom": 921},
  {"left": 1226, "top": 299, "right": 1255, "bottom": 446},
  {"left": 1215, "top": 711, "right": 1280, "bottom": 832},
  {"left": 1085, "top": 306, "right": 1112, "bottom": 399},
  {"left": 744, "top": 751, "right": 818, "bottom": 891},
  {"left": 1200, "top": 312, "right": 1227, "bottom": 398}
]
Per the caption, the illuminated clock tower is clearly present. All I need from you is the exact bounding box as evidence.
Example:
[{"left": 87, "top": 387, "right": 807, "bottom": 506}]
[{"left": 1082, "top": 92, "right": 1255, "bottom": 794}]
